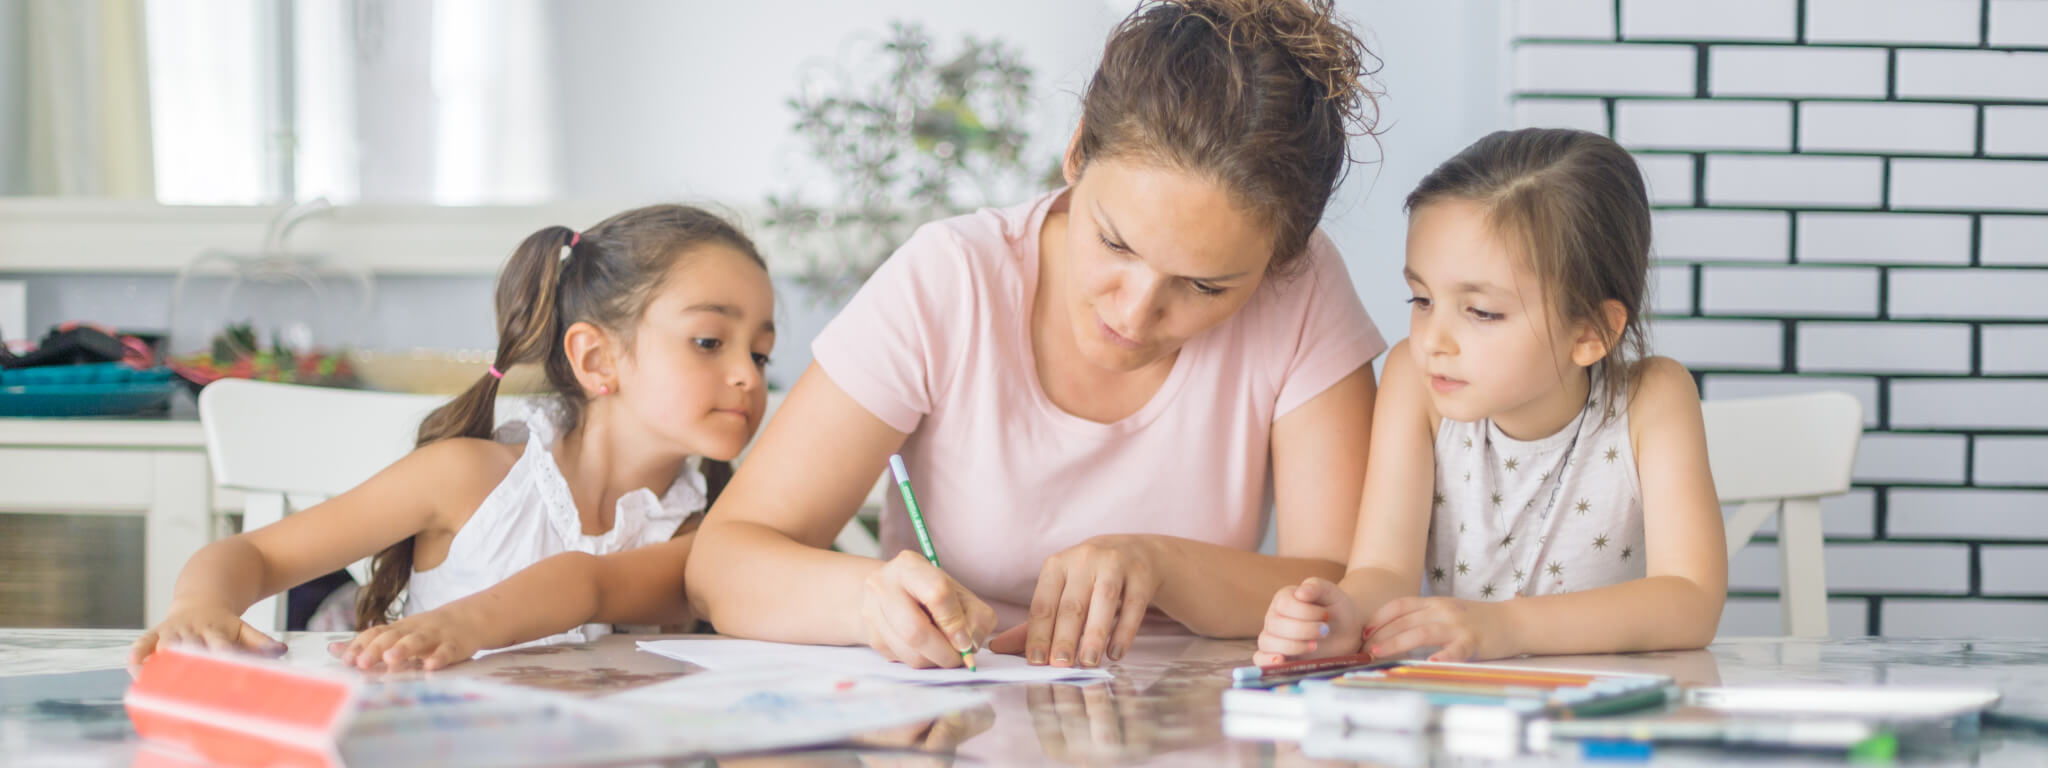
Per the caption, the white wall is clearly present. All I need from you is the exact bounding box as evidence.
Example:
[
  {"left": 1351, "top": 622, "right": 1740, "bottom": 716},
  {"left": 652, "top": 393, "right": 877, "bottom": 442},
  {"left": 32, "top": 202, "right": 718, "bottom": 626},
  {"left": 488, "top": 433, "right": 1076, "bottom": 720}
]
[{"left": 0, "top": 0, "right": 26, "bottom": 196}]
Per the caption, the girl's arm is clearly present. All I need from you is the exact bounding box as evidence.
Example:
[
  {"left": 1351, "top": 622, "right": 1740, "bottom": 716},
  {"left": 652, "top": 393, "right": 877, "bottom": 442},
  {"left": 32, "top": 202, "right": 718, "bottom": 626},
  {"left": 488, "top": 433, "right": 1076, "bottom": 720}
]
[
  {"left": 336, "top": 531, "right": 700, "bottom": 669},
  {"left": 687, "top": 363, "right": 997, "bottom": 668},
  {"left": 1256, "top": 343, "right": 1435, "bottom": 662},
  {"left": 1142, "top": 364, "right": 1375, "bottom": 635},
  {"left": 1486, "top": 356, "right": 1727, "bottom": 655},
  {"left": 132, "top": 439, "right": 496, "bottom": 663}
]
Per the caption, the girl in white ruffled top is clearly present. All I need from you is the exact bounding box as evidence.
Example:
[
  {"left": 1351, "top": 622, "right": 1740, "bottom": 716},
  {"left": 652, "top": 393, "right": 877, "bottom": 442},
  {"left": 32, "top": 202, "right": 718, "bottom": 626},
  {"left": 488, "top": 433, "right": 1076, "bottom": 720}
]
[
  {"left": 134, "top": 205, "right": 777, "bottom": 670},
  {"left": 1257, "top": 129, "right": 1728, "bottom": 664}
]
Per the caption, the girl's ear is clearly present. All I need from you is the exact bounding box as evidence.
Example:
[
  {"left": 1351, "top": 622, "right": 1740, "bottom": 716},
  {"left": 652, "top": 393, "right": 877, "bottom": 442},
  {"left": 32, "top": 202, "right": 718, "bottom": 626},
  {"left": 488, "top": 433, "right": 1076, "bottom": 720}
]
[
  {"left": 1570, "top": 299, "right": 1628, "bottom": 367},
  {"left": 563, "top": 320, "right": 618, "bottom": 396},
  {"left": 1062, "top": 122, "right": 1085, "bottom": 186}
]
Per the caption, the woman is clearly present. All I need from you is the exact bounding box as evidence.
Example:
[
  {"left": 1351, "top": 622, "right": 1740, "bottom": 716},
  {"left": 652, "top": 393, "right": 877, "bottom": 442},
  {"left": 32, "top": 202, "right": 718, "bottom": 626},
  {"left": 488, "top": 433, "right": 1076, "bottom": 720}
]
[{"left": 690, "top": 0, "right": 1386, "bottom": 669}]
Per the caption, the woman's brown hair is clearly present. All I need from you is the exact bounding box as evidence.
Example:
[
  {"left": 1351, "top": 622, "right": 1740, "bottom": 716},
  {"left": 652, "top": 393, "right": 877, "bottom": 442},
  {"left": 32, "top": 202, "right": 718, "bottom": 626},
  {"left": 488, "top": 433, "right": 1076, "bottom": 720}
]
[
  {"left": 1403, "top": 128, "right": 1653, "bottom": 411},
  {"left": 1074, "top": 0, "right": 1381, "bottom": 273},
  {"left": 355, "top": 205, "right": 765, "bottom": 628}
]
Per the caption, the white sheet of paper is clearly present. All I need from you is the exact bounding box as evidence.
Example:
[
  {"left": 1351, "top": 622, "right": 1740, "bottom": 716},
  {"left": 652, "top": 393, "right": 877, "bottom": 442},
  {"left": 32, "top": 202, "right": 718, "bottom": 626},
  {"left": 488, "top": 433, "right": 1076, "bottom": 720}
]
[{"left": 637, "top": 638, "right": 1112, "bottom": 685}]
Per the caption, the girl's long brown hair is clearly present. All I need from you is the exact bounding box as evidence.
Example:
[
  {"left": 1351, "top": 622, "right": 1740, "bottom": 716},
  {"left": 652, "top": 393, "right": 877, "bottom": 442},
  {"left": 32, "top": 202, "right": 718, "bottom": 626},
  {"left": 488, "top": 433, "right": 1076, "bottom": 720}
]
[{"left": 355, "top": 205, "right": 765, "bottom": 628}]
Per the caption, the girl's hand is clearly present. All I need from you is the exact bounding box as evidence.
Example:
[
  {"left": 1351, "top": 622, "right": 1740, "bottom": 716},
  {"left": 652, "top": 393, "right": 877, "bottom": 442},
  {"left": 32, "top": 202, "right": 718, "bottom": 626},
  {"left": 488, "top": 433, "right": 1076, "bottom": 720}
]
[
  {"left": 1252, "top": 577, "right": 1365, "bottom": 666},
  {"left": 329, "top": 609, "right": 484, "bottom": 671},
  {"left": 862, "top": 551, "right": 998, "bottom": 669},
  {"left": 1361, "top": 596, "right": 1515, "bottom": 662},
  {"left": 988, "top": 535, "right": 1160, "bottom": 668},
  {"left": 131, "top": 601, "right": 286, "bottom": 665}
]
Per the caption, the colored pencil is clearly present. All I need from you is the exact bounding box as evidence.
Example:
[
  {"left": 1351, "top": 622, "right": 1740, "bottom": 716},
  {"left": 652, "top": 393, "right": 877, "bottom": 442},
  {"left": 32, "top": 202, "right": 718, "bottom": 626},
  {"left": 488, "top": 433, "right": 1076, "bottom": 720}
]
[{"left": 888, "top": 454, "right": 976, "bottom": 671}]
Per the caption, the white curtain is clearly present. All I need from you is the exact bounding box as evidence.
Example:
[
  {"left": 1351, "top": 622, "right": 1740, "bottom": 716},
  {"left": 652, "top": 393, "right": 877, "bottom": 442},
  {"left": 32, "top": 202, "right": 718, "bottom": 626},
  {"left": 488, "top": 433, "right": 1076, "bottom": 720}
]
[{"left": 22, "top": 0, "right": 156, "bottom": 198}]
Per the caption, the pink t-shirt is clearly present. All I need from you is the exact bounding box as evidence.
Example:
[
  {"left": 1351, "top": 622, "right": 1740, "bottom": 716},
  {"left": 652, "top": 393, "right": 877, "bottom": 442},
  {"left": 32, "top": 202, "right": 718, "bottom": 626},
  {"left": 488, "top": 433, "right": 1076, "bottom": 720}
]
[{"left": 812, "top": 190, "right": 1386, "bottom": 627}]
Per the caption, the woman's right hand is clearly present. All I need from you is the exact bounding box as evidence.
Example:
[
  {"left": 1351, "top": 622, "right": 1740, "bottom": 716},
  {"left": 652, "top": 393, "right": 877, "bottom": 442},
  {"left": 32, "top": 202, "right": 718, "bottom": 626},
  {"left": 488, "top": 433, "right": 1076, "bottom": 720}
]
[
  {"left": 130, "top": 600, "right": 286, "bottom": 666},
  {"left": 1253, "top": 577, "right": 1365, "bottom": 666},
  {"left": 862, "top": 551, "right": 997, "bottom": 668}
]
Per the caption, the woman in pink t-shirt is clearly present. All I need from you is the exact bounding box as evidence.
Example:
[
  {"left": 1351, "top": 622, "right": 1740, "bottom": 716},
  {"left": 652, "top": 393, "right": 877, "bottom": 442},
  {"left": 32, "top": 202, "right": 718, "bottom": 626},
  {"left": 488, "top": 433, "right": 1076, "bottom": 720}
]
[{"left": 690, "top": 0, "right": 1388, "bottom": 670}]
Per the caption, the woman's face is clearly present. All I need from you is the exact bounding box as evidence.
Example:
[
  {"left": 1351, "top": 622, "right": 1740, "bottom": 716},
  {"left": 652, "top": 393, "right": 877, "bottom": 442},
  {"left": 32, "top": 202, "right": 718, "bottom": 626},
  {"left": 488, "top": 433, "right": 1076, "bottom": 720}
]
[{"left": 1059, "top": 156, "right": 1277, "bottom": 373}]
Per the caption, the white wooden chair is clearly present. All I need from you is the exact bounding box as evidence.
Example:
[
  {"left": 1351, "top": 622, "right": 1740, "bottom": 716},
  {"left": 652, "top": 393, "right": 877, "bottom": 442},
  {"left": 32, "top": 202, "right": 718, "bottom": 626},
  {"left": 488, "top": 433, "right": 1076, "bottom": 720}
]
[
  {"left": 1703, "top": 391, "right": 1863, "bottom": 638},
  {"left": 198, "top": 379, "right": 465, "bottom": 632}
]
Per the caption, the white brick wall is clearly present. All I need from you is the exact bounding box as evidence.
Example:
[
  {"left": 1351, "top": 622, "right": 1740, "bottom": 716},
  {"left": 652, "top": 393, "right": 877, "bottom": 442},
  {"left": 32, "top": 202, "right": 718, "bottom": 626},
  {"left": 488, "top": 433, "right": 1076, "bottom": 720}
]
[
  {"left": 1702, "top": 374, "right": 1880, "bottom": 428},
  {"left": 1982, "top": 216, "right": 2048, "bottom": 266},
  {"left": 1705, "top": 155, "right": 1884, "bottom": 208},
  {"left": 1710, "top": 46, "right": 1889, "bottom": 98},
  {"left": 1514, "top": 98, "right": 1609, "bottom": 133},
  {"left": 1515, "top": 3, "right": 2048, "bottom": 638},
  {"left": 1982, "top": 547, "right": 2048, "bottom": 596},
  {"left": 1651, "top": 209, "right": 1789, "bottom": 262},
  {"left": 1514, "top": 0, "right": 1616, "bottom": 40},
  {"left": 1896, "top": 50, "right": 2048, "bottom": 102},
  {"left": 1651, "top": 318, "right": 1784, "bottom": 370},
  {"left": 1633, "top": 153, "right": 1696, "bottom": 206},
  {"left": 1805, "top": 0, "right": 1984, "bottom": 45},
  {"left": 1891, "top": 159, "right": 2048, "bottom": 212},
  {"left": 1973, "top": 437, "right": 2048, "bottom": 486},
  {"left": 1515, "top": 44, "right": 1696, "bottom": 96},
  {"left": 1883, "top": 599, "right": 2048, "bottom": 637},
  {"left": 1989, "top": 0, "right": 2048, "bottom": 47},
  {"left": 1983, "top": 325, "right": 2048, "bottom": 374},
  {"left": 1890, "top": 269, "right": 2048, "bottom": 319},
  {"left": 1984, "top": 108, "right": 2048, "bottom": 157},
  {"left": 1796, "top": 213, "right": 1972, "bottom": 265},
  {"left": 1799, "top": 103, "right": 1976, "bottom": 155},
  {"left": 1650, "top": 264, "right": 1692, "bottom": 314},
  {"left": 1796, "top": 322, "right": 1971, "bottom": 373},
  {"left": 1853, "top": 432, "right": 1968, "bottom": 484},
  {"left": 1617, "top": 100, "right": 1791, "bottom": 151},
  {"left": 1889, "top": 489, "right": 2048, "bottom": 539},
  {"left": 1701, "top": 267, "right": 1878, "bottom": 317},
  {"left": 1620, "top": 0, "right": 1796, "bottom": 41},
  {"left": 1891, "top": 380, "right": 2048, "bottom": 430}
]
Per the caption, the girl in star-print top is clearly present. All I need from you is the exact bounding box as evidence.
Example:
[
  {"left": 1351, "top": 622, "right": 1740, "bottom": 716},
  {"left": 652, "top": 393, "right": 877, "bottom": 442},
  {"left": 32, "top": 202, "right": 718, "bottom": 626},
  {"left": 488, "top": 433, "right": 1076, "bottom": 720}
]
[{"left": 1255, "top": 128, "right": 1727, "bottom": 664}]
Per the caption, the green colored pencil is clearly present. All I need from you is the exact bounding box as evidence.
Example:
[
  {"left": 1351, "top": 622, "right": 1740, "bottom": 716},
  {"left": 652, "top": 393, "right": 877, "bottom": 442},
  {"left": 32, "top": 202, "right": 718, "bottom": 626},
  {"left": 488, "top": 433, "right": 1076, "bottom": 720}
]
[{"left": 889, "top": 454, "right": 977, "bottom": 670}]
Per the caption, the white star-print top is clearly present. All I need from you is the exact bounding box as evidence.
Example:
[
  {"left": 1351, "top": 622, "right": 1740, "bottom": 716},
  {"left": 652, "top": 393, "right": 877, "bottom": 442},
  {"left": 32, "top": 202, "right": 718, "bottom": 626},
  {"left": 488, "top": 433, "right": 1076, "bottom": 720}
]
[
  {"left": 1425, "top": 369, "right": 1643, "bottom": 600},
  {"left": 402, "top": 402, "right": 707, "bottom": 653}
]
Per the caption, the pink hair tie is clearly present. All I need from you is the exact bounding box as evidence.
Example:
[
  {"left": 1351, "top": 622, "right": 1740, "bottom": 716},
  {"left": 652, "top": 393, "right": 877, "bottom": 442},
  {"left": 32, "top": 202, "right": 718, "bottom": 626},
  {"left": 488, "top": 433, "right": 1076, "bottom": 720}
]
[
  {"left": 570, "top": 232, "right": 581, "bottom": 247},
  {"left": 487, "top": 365, "right": 505, "bottom": 380}
]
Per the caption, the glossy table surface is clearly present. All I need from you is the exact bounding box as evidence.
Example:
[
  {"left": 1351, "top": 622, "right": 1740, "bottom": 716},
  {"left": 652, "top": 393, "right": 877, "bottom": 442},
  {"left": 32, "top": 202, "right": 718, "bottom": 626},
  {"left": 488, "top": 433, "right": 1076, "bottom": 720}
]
[{"left": 6, "top": 629, "right": 2048, "bottom": 766}]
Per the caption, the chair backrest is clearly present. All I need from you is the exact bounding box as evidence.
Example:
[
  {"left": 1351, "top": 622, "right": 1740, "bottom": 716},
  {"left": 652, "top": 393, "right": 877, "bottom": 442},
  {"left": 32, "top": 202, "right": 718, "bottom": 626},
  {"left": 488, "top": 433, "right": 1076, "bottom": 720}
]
[
  {"left": 1701, "top": 391, "right": 1863, "bottom": 639},
  {"left": 1702, "top": 391, "right": 1862, "bottom": 503},
  {"left": 200, "top": 379, "right": 450, "bottom": 496}
]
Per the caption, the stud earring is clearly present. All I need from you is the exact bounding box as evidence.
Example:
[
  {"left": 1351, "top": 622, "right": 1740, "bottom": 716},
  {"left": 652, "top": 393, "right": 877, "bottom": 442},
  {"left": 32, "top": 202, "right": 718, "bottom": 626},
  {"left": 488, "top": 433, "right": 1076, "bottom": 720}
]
[{"left": 597, "top": 384, "right": 610, "bottom": 396}]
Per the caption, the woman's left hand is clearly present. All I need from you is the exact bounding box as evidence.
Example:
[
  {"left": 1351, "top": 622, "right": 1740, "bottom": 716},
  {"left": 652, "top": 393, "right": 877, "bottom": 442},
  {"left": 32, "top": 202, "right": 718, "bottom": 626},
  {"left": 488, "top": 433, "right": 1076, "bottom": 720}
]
[
  {"left": 988, "top": 535, "right": 1161, "bottom": 668},
  {"left": 1360, "top": 596, "right": 1517, "bottom": 662}
]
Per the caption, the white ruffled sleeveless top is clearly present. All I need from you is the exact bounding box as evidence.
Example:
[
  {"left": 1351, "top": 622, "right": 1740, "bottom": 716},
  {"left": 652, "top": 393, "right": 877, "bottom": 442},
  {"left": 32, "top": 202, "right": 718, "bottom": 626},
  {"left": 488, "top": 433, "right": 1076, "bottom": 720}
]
[{"left": 402, "top": 402, "right": 707, "bottom": 652}]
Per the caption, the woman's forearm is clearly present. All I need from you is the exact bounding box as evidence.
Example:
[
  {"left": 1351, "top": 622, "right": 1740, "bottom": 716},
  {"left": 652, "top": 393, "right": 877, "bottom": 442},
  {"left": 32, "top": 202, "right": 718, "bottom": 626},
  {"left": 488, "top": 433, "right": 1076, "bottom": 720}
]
[
  {"left": 167, "top": 537, "right": 279, "bottom": 614},
  {"left": 687, "top": 520, "right": 886, "bottom": 645},
  {"left": 1144, "top": 535, "right": 1346, "bottom": 637}
]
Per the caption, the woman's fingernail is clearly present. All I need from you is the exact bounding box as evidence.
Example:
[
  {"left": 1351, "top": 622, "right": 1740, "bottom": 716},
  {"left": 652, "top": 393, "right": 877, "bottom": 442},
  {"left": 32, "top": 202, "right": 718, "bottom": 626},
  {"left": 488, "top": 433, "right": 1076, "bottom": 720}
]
[
  {"left": 1029, "top": 649, "right": 1046, "bottom": 664},
  {"left": 1318, "top": 623, "right": 1330, "bottom": 637},
  {"left": 1307, "top": 640, "right": 1318, "bottom": 652},
  {"left": 1082, "top": 649, "right": 1100, "bottom": 666},
  {"left": 1109, "top": 644, "right": 1125, "bottom": 661},
  {"left": 1053, "top": 651, "right": 1071, "bottom": 665}
]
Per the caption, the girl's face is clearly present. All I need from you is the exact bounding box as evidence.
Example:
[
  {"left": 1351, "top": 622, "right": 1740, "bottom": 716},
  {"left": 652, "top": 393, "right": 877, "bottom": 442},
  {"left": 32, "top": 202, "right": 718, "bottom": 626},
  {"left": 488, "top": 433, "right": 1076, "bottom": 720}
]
[
  {"left": 1060, "top": 157, "right": 1275, "bottom": 373},
  {"left": 613, "top": 245, "right": 775, "bottom": 461},
  {"left": 1403, "top": 198, "right": 1588, "bottom": 434}
]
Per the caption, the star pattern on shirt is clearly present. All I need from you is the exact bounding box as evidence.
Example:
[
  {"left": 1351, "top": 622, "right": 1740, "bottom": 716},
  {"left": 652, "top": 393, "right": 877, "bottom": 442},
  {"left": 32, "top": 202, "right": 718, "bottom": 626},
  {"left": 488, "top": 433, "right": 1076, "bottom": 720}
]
[
  {"left": 1432, "top": 491, "right": 1445, "bottom": 509},
  {"left": 1456, "top": 559, "right": 1471, "bottom": 575},
  {"left": 1500, "top": 533, "right": 1516, "bottom": 548},
  {"left": 1491, "top": 491, "right": 1504, "bottom": 507},
  {"left": 1547, "top": 561, "right": 1565, "bottom": 578},
  {"left": 1458, "top": 521, "right": 1468, "bottom": 534},
  {"left": 1575, "top": 499, "right": 1592, "bottom": 516},
  {"left": 1504, "top": 457, "right": 1519, "bottom": 473},
  {"left": 1604, "top": 446, "right": 1620, "bottom": 464},
  {"left": 1513, "top": 567, "right": 1526, "bottom": 584},
  {"left": 1464, "top": 471, "right": 1472, "bottom": 484},
  {"left": 1620, "top": 545, "right": 1635, "bottom": 562},
  {"left": 1593, "top": 533, "right": 1611, "bottom": 550},
  {"left": 1463, "top": 437, "right": 1473, "bottom": 451},
  {"left": 1430, "top": 566, "right": 1447, "bottom": 583},
  {"left": 1480, "top": 582, "right": 1498, "bottom": 599}
]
